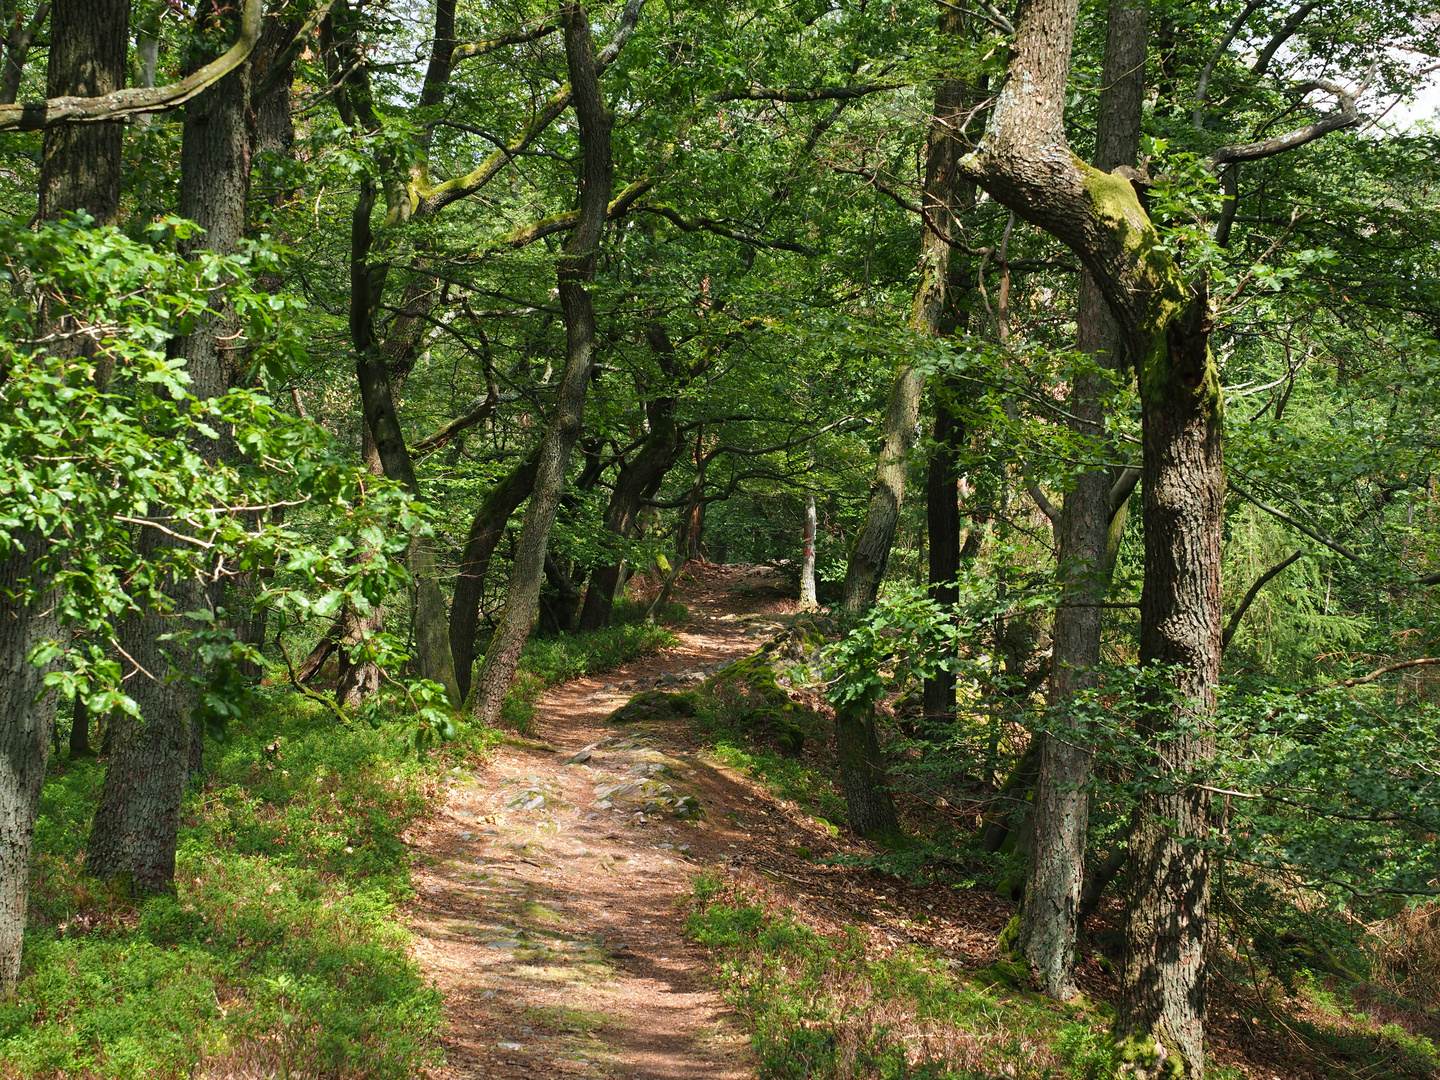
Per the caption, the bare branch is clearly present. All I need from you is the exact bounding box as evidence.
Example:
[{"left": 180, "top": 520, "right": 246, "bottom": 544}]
[{"left": 1222, "top": 549, "right": 1304, "bottom": 652}]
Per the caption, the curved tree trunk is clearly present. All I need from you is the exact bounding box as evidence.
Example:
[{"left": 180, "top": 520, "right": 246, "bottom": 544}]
[
  {"left": 957, "top": 0, "right": 1224, "bottom": 1069},
  {"left": 470, "top": 6, "right": 612, "bottom": 725},
  {"left": 450, "top": 453, "right": 539, "bottom": 702},
  {"left": 1020, "top": 0, "right": 1146, "bottom": 1001}
]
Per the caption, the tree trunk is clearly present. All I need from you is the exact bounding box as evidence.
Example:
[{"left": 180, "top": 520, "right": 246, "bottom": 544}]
[
  {"left": 469, "top": 6, "right": 612, "bottom": 725},
  {"left": 69, "top": 697, "right": 94, "bottom": 757},
  {"left": 89, "top": 11, "right": 255, "bottom": 892},
  {"left": 0, "top": 1, "right": 49, "bottom": 105},
  {"left": 956, "top": 0, "right": 1223, "bottom": 1068},
  {"left": 575, "top": 399, "right": 682, "bottom": 631},
  {"left": 799, "top": 492, "right": 818, "bottom": 609},
  {"left": 37, "top": 0, "right": 128, "bottom": 224},
  {"left": 1120, "top": 295, "right": 1221, "bottom": 1076},
  {"left": 336, "top": 599, "right": 385, "bottom": 706},
  {"left": 834, "top": 704, "right": 901, "bottom": 841},
  {"left": 837, "top": 0, "right": 972, "bottom": 838},
  {"left": 923, "top": 397, "right": 962, "bottom": 719},
  {"left": 0, "top": 532, "right": 58, "bottom": 991},
  {"left": 1020, "top": 0, "right": 1146, "bottom": 1001},
  {"left": 450, "top": 453, "right": 539, "bottom": 702}
]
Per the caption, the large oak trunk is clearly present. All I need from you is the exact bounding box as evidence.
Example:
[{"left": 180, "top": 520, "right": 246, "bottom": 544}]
[
  {"left": 88, "top": 14, "right": 254, "bottom": 894},
  {"left": 956, "top": 0, "right": 1224, "bottom": 1070}
]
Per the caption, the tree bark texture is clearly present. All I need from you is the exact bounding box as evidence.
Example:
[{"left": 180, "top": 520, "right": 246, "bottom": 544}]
[
  {"left": 577, "top": 389, "right": 683, "bottom": 631},
  {"left": 957, "top": 0, "right": 1222, "bottom": 1070},
  {"left": 0, "top": 533, "right": 57, "bottom": 991},
  {"left": 38, "top": 0, "right": 128, "bottom": 222},
  {"left": 450, "top": 454, "right": 540, "bottom": 702},
  {"left": 89, "top": 16, "right": 257, "bottom": 893},
  {"left": 469, "top": 6, "right": 612, "bottom": 725},
  {"left": 1020, "top": 0, "right": 1146, "bottom": 1002},
  {"left": 1121, "top": 295, "right": 1222, "bottom": 1077},
  {"left": 923, "top": 396, "right": 962, "bottom": 719},
  {"left": 800, "top": 492, "right": 818, "bottom": 610},
  {"left": 834, "top": 705, "right": 901, "bottom": 841}
]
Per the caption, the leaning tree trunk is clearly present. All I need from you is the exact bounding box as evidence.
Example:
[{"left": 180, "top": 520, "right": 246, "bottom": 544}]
[
  {"left": 469, "top": 5, "right": 612, "bottom": 725},
  {"left": 835, "top": 0, "right": 970, "bottom": 838},
  {"left": 89, "top": 14, "right": 254, "bottom": 892},
  {"left": 450, "top": 453, "right": 540, "bottom": 702},
  {"left": 577, "top": 391, "right": 683, "bottom": 631},
  {"left": 0, "top": 533, "right": 58, "bottom": 991},
  {"left": 1019, "top": 0, "right": 1146, "bottom": 1001},
  {"left": 956, "top": 0, "right": 1222, "bottom": 1071}
]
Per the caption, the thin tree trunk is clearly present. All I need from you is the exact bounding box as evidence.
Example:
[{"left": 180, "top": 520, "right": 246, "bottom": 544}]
[
  {"left": 0, "top": 532, "right": 58, "bottom": 991},
  {"left": 923, "top": 397, "right": 962, "bottom": 718},
  {"left": 799, "top": 492, "right": 818, "bottom": 609},
  {"left": 450, "top": 453, "right": 539, "bottom": 702},
  {"left": 469, "top": 5, "right": 612, "bottom": 725},
  {"left": 577, "top": 391, "right": 683, "bottom": 631},
  {"left": 837, "top": 0, "right": 970, "bottom": 837},
  {"left": 1020, "top": 0, "right": 1146, "bottom": 1001}
]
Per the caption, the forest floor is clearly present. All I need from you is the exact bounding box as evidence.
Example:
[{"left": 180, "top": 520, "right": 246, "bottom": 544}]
[{"left": 407, "top": 563, "right": 1440, "bottom": 1080}]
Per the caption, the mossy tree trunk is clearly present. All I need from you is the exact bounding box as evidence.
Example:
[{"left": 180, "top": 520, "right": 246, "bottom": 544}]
[
  {"left": 1019, "top": 0, "right": 1147, "bottom": 1002},
  {"left": 958, "top": 0, "right": 1221, "bottom": 1071}
]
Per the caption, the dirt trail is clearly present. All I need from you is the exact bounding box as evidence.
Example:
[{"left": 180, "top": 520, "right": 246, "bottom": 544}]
[{"left": 410, "top": 564, "right": 811, "bottom": 1080}]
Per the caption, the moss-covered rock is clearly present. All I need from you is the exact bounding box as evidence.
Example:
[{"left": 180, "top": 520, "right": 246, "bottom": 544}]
[
  {"left": 704, "top": 652, "right": 808, "bottom": 755},
  {"left": 606, "top": 690, "right": 698, "bottom": 724}
]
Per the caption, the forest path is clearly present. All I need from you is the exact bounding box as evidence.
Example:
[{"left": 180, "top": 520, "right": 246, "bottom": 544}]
[{"left": 410, "top": 564, "right": 805, "bottom": 1080}]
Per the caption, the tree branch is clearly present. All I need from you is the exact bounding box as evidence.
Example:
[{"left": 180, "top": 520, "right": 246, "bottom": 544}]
[
  {"left": 636, "top": 203, "right": 814, "bottom": 253},
  {"left": 453, "top": 14, "right": 562, "bottom": 61},
  {"left": 252, "top": 0, "right": 336, "bottom": 106},
  {"left": 1221, "top": 549, "right": 1304, "bottom": 652},
  {"left": 0, "top": 0, "right": 263, "bottom": 129},
  {"left": 711, "top": 83, "right": 900, "bottom": 103},
  {"left": 499, "top": 176, "right": 654, "bottom": 247},
  {"left": 1210, "top": 78, "right": 1365, "bottom": 166},
  {"left": 1226, "top": 480, "right": 1360, "bottom": 563}
]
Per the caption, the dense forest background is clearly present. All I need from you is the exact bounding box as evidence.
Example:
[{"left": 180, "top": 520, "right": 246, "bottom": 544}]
[{"left": 3, "top": 0, "right": 1440, "bottom": 1076}]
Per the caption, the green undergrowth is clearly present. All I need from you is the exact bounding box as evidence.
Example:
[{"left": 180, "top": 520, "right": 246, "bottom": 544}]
[
  {"left": 6, "top": 692, "right": 481, "bottom": 1079},
  {"left": 611, "top": 597, "right": 689, "bottom": 625},
  {"left": 683, "top": 873, "right": 1121, "bottom": 1079},
  {"left": 501, "top": 621, "right": 678, "bottom": 730}
]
